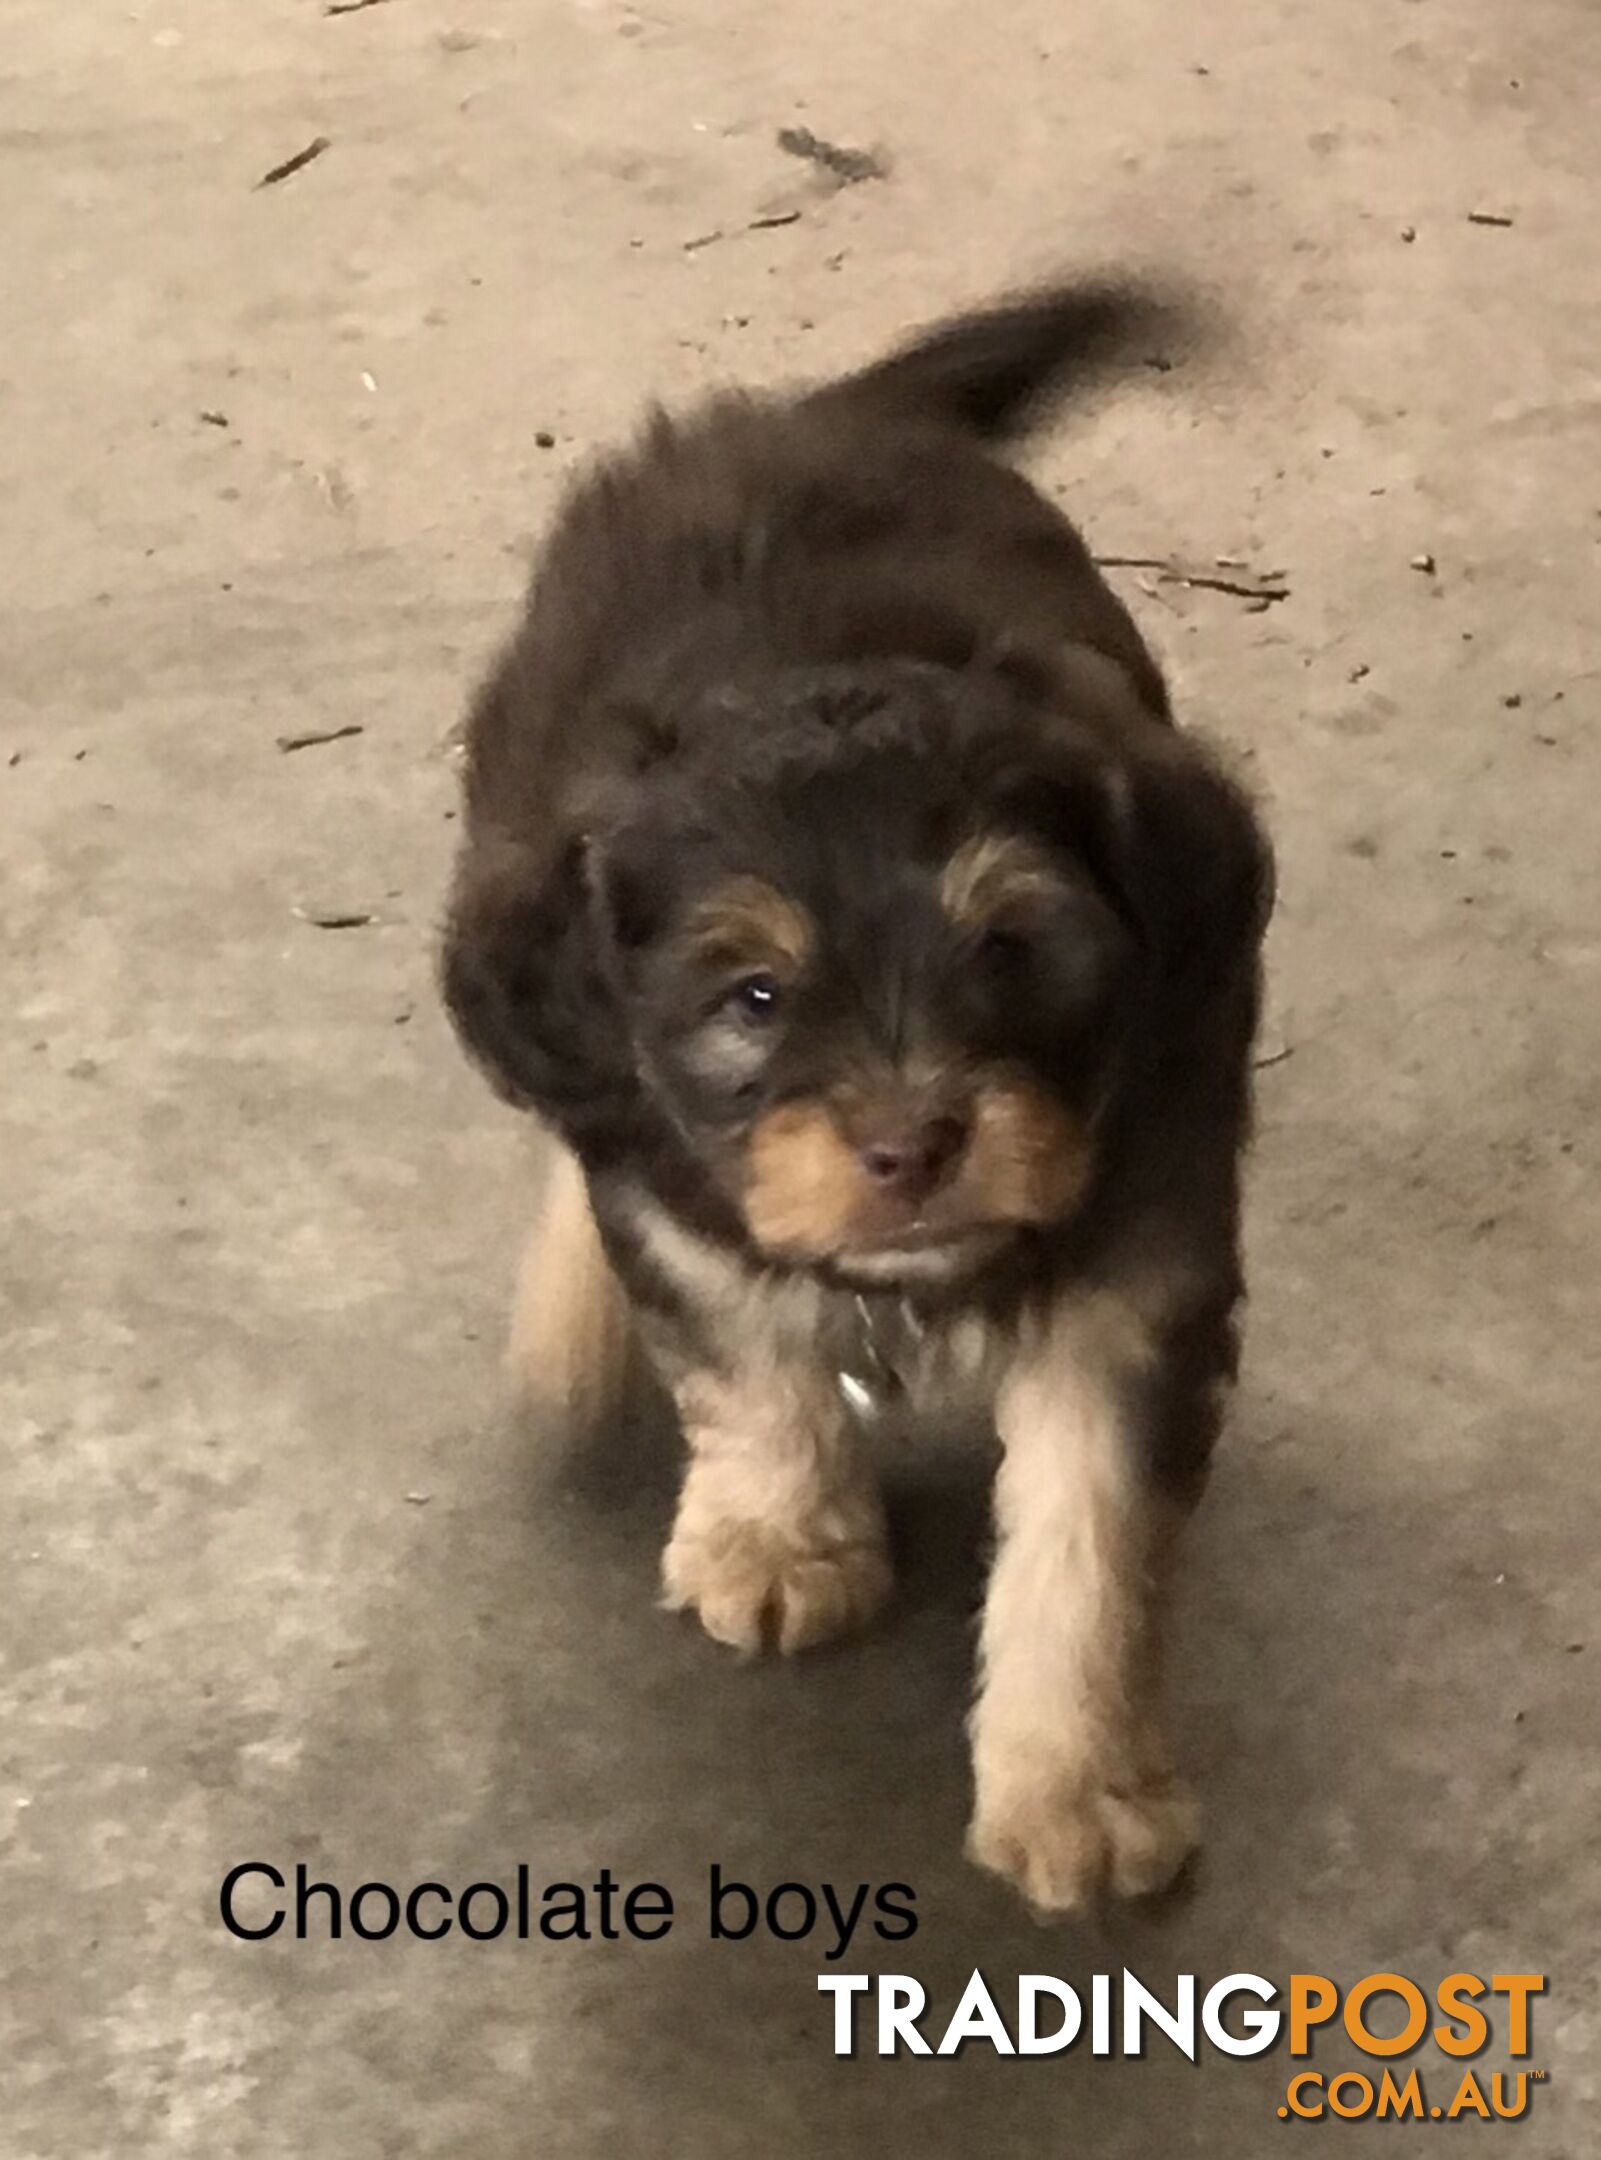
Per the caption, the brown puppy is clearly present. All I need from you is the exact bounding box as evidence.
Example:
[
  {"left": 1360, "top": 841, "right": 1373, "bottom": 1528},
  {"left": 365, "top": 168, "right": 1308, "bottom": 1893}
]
[{"left": 442, "top": 285, "right": 1273, "bottom": 1915}]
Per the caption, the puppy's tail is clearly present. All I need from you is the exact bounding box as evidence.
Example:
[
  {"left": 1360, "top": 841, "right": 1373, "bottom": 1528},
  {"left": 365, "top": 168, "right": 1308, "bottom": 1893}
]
[
  {"left": 818, "top": 279, "right": 1191, "bottom": 441},
  {"left": 508, "top": 1144, "right": 639, "bottom": 1436}
]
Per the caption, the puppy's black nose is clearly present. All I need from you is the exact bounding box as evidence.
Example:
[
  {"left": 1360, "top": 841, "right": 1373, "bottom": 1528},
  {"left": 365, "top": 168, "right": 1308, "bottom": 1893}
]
[{"left": 858, "top": 1115, "right": 969, "bottom": 1200}]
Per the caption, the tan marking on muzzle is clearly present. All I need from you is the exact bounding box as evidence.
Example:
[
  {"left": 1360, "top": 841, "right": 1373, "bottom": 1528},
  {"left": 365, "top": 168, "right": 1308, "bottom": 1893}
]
[
  {"left": 961, "top": 1075, "right": 1094, "bottom": 1224},
  {"left": 743, "top": 1100, "right": 866, "bottom": 1256}
]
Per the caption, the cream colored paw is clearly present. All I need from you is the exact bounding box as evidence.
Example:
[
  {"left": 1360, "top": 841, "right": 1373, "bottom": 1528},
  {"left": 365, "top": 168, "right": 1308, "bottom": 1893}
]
[
  {"left": 968, "top": 1758, "right": 1198, "bottom": 1914},
  {"left": 662, "top": 1516, "right": 892, "bottom": 1655}
]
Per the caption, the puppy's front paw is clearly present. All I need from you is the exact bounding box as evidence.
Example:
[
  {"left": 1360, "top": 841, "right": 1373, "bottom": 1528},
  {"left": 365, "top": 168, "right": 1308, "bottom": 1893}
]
[
  {"left": 662, "top": 1516, "right": 892, "bottom": 1655},
  {"left": 968, "top": 1755, "right": 1198, "bottom": 1915}
]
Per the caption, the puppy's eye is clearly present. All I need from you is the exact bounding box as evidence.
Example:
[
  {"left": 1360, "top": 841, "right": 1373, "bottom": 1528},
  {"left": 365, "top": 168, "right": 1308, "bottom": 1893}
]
[{"left": 729, "top": 971, "right": 783, "bottom": 1021}]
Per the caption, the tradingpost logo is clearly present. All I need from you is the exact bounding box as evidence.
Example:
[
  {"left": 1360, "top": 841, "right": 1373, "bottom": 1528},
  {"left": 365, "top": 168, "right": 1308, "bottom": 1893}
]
[{"left": 818, "top": 1966, "right": 1549, "bottom": 2120}]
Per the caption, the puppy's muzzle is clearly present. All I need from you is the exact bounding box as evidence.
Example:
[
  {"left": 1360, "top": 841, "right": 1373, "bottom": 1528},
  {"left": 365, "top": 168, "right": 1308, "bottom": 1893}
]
[{"left": 852, "top": 1109, "right": 971, "bottom": 1208}]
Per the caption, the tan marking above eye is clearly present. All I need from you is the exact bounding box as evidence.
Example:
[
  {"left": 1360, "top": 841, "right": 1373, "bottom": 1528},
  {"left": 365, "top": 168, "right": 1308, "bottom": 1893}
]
[
  {"left": 683, "top": 877, "right": 815, "bottom": 977},
  {"left": 940, "top": 832, "right": 1068, "bottom": 933}
]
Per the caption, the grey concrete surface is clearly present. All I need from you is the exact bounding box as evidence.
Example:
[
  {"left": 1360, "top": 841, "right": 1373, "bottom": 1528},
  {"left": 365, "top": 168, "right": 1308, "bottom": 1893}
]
[{"left": 3, "top": 0, "right": 1598, "bottom": 2151}]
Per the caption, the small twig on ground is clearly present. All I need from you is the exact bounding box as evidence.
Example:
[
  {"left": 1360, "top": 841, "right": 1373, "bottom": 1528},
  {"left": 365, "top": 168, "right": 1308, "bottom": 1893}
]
[
  {"left": 1095, "top": 554, "right": 1290, "bottom": 605},
  {"left": 276, "top": 724, "right": 365, "bottom": 754},
  {"left": 1171, "top": 569, "right": 1289, "bottom": 602},
  {"left": 776, "top": 126, "right": 886, "bottom": 185},
  {"left": 294, "top": 904, "right": 373, "bottom": 929},
  {"left": 256, "top": 137, "right": 331, "bottom": 189},
  {"left": 326, "top": 0, "right": 396, "bottom": 12}
]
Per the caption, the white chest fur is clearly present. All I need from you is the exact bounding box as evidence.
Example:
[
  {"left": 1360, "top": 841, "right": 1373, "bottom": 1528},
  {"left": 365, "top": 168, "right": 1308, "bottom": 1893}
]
[{"left": 625, "top": 1196, "right": 1009, "bottom": 1424}]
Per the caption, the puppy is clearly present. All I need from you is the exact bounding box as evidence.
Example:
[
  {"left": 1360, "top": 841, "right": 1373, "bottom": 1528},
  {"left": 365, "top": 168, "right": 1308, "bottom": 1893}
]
[{"left": 442, "top": 285, "right": 1273, "bottom": 1914}]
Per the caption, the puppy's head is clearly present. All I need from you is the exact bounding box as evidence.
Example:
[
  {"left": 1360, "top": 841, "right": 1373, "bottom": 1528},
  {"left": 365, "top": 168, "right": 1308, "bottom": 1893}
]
[{"left": 446, "top": 666, "right": 1271, "bottom": 1285}]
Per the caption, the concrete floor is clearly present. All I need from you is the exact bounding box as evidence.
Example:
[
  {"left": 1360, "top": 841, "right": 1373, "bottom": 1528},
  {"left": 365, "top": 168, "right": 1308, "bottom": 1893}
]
[{"left": 4, "top": 0, "right": 1598, "bottom": 2151}]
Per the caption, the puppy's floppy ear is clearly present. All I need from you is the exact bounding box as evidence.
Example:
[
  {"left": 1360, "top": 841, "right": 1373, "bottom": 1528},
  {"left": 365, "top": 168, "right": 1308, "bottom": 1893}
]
[
  {"left": 1096, "top": 729, "right": 1274, "bottom": 1010},
  {"left": 441, "top": 830, "right": 635, "bottom": 1135}
]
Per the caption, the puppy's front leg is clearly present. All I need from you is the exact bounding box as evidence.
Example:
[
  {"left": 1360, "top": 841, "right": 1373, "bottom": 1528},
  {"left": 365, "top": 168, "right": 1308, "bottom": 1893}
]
[
  {"left": 662, "top": 1363, "right": 892, "bottom": 1656},
  {"left": 968, "top": 1290, "right": 1200, "bottom": 1913}
]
